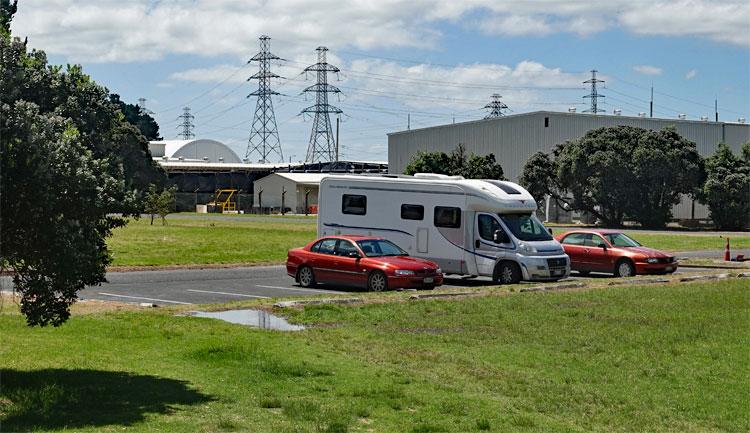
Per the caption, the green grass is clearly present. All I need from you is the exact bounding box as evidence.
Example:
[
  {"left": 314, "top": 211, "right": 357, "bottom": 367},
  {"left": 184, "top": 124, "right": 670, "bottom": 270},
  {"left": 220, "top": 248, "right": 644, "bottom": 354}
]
[
  {"left": 107, "top": 217, "right": 317, "bottom": 266},
  {"left": 623, "top": 232, "right": 750, "bottom": 252},
  {"left": 1, "top": 280, "right": 748, "bottom": 432}
]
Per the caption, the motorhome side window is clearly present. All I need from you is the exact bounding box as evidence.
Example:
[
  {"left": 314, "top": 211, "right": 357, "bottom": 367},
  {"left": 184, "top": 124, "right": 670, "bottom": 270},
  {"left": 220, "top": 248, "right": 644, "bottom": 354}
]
[
  {"left": 342, "top": 194, "right": 366, "bottom": 215},
  {"left": 434, "top": 206, "right": 461, "bottom": 228},
  {"left": 400, "top": 204, "right": 424, "bottom": 220}
]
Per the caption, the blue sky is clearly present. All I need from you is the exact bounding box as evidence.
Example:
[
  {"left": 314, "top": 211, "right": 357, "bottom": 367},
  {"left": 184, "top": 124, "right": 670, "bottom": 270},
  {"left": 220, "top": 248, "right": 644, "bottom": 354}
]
[{"left": 11, "top": 0, "right": 750, "bottom": 162}]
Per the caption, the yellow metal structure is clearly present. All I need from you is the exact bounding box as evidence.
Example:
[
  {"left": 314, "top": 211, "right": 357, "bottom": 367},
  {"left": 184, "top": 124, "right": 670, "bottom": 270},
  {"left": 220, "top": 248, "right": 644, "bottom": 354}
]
[{"left": 208, "top": 189, "right": 238, "bottom": 213}]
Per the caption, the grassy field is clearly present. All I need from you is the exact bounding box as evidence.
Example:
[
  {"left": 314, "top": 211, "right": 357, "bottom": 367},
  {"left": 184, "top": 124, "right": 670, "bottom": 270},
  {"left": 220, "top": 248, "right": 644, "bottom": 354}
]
[
  {"left": 107, "top": 215, "right": 749, "bottom": 267},
  {"left": 107, "top": 217, "right": 317, "bottom": 266},
  {"left": 1, "top": 280, "right": 748, "bottom": 432}
]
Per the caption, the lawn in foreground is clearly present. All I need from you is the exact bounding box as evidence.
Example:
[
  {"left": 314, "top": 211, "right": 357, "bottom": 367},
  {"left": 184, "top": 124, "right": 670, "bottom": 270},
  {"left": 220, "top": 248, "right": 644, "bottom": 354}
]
[
  {"left": 107, "top": 217, "right": 317, "bottom": 266},
  {"left": 1, "top": 280, "right": 747, "bottom": 433}
]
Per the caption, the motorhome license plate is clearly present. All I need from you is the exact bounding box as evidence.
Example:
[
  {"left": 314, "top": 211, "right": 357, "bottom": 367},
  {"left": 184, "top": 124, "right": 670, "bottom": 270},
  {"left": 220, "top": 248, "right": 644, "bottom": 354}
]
[{"left": 423, "top": 277, "right": 434, "bottom": 283}]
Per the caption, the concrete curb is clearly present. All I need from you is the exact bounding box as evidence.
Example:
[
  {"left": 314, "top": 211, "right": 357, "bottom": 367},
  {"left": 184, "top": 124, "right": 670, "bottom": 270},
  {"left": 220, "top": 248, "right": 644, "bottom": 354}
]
[
  {"left": 678, "top": 273, "right": 730, "bottom": 282},
  {"left": 519, "top": 282, "right": 585, "bottom": 293},
  {"left": 273, "top": 298, "right": 361, "bottom": 308},
  {"left": 408, "top": 292, "right": 473, "bottom": 300},
  {"left": 607, "top": 278, "right": 670, "bottom": 286}
]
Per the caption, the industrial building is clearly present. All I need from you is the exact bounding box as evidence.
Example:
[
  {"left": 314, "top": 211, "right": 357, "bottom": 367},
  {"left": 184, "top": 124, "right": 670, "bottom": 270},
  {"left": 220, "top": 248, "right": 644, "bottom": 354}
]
[
  {"left": 253, "top": 173, "right": 328, "bottom": 214},
  {"left": 388, "top": 111, "right": 750, "bottom": 222},
  {"left": 148, "top": 139, "right": 387, "bottom": 212}
]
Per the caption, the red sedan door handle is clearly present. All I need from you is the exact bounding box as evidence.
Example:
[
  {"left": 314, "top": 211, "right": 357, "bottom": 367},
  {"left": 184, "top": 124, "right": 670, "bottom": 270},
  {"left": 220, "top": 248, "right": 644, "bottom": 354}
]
[{"left": 584, "top": 248, "right": 590, "bottom": 253}]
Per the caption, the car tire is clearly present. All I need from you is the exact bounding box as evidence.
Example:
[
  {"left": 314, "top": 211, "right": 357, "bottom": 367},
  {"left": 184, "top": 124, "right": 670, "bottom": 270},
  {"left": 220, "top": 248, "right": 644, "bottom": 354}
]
[
  {"left": 493, "top": 261, "right": 522, "bottom": 284},
  {"left": 297, "top": 266, "right": 317, "bottom": 287},
  {"left": 367, "top": 270, "right": 388, "bottom": 292},
  {"left": 614, "top": 259, "right": 635, "bottom": 277}
]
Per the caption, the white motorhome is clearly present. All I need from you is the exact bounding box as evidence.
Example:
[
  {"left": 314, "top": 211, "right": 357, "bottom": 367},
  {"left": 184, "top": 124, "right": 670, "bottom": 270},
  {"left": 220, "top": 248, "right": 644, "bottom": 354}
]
[{"left": 317, "top": 174, "right": 570, "bottom": 283}]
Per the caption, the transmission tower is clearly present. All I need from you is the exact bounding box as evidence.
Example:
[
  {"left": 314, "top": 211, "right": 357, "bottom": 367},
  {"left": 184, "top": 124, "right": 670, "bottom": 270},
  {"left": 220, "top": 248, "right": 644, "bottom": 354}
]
[
  {"left": 246, "top": 35, "right": 284, "bottom": 163},
  {"left": 301, "top": 46, "right": 342, "bottom": 163},
  {"left": 483, "top": 94, "right": 509, "bottom": 118},
  {"left": 582, "top": 69, "right": 605, "bottom": 113},
  {"left": 177, "top": 106, "right": 195, "bottom": 140}
]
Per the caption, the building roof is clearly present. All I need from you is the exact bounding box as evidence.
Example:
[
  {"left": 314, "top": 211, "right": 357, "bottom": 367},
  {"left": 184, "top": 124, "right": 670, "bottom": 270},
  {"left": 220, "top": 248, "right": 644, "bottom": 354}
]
[
  {"left": 261, "top": 172, "right": 331, "bottom": 185},
  {"left": 149, "top": 138, "right": 242, "bottom": 163},
  {"left": 387, "top": 110, "right": 749, "bottom": 136}
]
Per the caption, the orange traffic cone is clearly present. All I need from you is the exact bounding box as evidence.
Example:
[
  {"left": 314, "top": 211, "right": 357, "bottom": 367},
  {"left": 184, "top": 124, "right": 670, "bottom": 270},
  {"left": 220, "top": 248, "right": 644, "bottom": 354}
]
[{"left": 724, "top": 237, "right": 731, "bottom": 261}]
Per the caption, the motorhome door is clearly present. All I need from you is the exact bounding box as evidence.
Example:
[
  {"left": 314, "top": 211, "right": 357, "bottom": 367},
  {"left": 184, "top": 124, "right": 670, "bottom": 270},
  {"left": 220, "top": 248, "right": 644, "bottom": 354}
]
[{"left": 473, "top": 213, "right": 511, "bottom": 275}]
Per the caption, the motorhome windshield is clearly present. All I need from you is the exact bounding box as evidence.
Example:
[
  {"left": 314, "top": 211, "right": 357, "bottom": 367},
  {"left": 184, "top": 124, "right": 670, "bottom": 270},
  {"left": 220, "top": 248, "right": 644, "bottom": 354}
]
[
  {"left": 356, "top": 239, "right": 408, "bottom": 257},
  {"left": 498, "top": 214, "right": 552, "bottom": 242}
]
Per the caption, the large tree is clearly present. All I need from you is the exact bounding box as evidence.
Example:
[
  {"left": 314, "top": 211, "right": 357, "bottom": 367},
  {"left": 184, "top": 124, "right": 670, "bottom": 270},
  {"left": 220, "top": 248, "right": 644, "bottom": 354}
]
[
  {"left": 1, "top": 9, "right": 165, "bottom": 326},
  {"left": 110, "top": 93, "right": 161, "bottom": 141},
  {"left": 403, "top": 144, "right": 505, "bottom": 180},
  {"left": 519, "top": 126, "right": 703, "bottom": 228},
  {"left": 699, "top": 143, "right": 750, "bottom": 230}
]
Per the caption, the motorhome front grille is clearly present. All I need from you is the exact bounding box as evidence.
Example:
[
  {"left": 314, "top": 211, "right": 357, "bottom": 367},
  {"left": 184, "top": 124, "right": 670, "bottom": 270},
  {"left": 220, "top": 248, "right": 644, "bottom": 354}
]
[{"left": 547, "top": 258, "right": 567, "bottom": 268}]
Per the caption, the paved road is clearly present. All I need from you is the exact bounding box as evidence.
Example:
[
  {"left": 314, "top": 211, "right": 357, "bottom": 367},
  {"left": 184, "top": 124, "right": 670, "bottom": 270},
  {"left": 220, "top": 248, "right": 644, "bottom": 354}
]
[{"left": 69, "top": 264, "right": 717, "bottom": 306}]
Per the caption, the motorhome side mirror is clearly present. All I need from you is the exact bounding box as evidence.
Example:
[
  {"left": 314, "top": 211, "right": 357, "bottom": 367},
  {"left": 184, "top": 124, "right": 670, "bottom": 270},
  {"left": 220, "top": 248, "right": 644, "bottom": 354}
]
[
  {"left": 597, "top": 243, "right": 607, "bottom": 249},
  {"left": 493, "top": 230, "right": 509, "bottom": 244}
]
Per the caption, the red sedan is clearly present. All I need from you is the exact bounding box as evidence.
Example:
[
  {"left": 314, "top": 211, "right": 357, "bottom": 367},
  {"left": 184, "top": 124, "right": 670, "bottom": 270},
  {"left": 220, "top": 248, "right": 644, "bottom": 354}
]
[
  {"left": 287, "top": 235, "right": 443, "bottom": 291},
  {"left": 555, "top": 230, "right": 678, "bottom": 277}
]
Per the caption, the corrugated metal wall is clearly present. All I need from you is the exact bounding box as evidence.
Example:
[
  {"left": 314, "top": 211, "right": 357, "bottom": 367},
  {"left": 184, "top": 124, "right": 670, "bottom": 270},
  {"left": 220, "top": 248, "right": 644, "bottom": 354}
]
[{"left": 388, "top": 111, "right": 750, "bottom": 220}]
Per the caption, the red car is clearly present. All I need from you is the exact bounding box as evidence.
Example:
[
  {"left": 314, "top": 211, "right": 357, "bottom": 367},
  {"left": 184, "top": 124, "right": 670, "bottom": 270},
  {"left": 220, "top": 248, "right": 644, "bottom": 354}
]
[
  {"left": 287, "top": 235, "right": 443, "bottom": 291},
  {"left": 555, "top": 230, "right": 677, "bottom": 277}
]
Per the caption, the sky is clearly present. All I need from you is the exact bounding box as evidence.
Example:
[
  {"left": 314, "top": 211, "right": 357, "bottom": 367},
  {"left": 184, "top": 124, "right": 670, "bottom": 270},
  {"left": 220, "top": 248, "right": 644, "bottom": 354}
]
[{"left": 10, "top": 0, "right": 750, "bottom": 163}]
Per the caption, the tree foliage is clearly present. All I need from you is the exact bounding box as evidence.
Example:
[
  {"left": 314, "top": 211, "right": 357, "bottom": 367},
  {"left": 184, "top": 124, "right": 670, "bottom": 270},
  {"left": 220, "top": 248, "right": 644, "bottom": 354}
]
[
  {"left": 144, "top": 184, "right": 177, "bottom": 225},
  {"left": 403, "top": 144, "right": 505, "bottom": 180},
  {"left": 1, "top": 15, "right": 165, "bottom": 325},
  {"left": 519, "top": 126, "right": 704, "bottom": 228},
  {"left": 698, "top": 143, "right": 750, "bottom": 230},
  {"left": 110, "top": 94, "right": 161, "bottom": 141}
]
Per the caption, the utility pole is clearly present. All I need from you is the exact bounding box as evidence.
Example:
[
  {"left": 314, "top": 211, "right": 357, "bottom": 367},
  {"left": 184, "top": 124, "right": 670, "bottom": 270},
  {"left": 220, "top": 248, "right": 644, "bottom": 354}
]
[
  {"left": 582, "top": 70, "right": 606, "bottom": 114},
  {"left": 301, "top": 46, "right": 342, "bottom": 163},
  {"left": 483, "top": 93, "right": 509, "bottom": 118},
  {"left": 650, "top": 86, "right": 654, "bottom": 118},
  {"left": 715, "top": 98, "right": 718, "bottom": 122},
  {"left": 246, "top": 35, "right": 284, "bottom": 163},
  {"left": 407, "top": 113, "right": 410, "bottom": 130},
  {"left": 177, "top": 107, "right": 195, "bottom": 140},
  {"left": 335, "top": 116, "right": 340, "bottom": 162}
]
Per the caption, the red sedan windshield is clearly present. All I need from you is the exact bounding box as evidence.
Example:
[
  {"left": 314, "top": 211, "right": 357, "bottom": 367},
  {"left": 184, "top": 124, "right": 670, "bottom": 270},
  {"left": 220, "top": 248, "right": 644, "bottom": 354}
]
[
  {"left": 355, "top": 239, "right": 408, "bottom": 257},
  {"left": 604, "top": 233, "right": 641, "bottom": 247}
]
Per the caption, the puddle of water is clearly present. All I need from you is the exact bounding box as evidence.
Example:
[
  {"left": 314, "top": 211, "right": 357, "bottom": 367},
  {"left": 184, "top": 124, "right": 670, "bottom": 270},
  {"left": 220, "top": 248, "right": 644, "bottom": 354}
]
[{"left": 189, "top": 309, "right": 305, "bottom": 331}]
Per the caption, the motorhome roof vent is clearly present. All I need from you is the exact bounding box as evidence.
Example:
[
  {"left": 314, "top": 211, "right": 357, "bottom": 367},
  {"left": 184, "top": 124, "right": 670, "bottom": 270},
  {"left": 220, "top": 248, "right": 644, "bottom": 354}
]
[
  {"left": 413, "top": 173, "right": 465, "bottom": 180},
  {"left": 613, "top": 109, "right": 622, "bottom": 116},
  {"left": 739, "top": 117, "right": 746, "bottom": 123},
  {"left": 677, "top": 114, "right": 687, "bottom": 120},
  {"left": 568, "top": 107, "right": 577, "bottom": 113},
  {"left": 700, "top": 116, "right": 709, "bottom": 122}
]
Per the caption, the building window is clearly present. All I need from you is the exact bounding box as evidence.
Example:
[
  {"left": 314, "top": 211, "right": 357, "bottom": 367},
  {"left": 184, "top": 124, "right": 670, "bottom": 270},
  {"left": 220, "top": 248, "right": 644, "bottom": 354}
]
[
  {"left": 434, "top": 206, "right": 461, "bottom": 228},
  {"left": 400, "top": 204, "right": 424, "bottom": 220},
  {"left": 544, "top": 117, "right": 549, "bottom": 127},
  {"left": 342, "top": 194, "right": 367, "bottom": 215}
]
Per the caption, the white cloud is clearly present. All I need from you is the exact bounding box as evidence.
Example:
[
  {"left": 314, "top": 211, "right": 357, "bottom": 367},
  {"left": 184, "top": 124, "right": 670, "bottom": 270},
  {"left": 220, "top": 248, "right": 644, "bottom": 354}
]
[
  {"left": 633, "top": 65, "right": 663, "bottom": 75},
  {"left": 10, "top": 0, "right": 748, "bottom": 64},
  {"left": 685, "top": 69, "right": 698, "bottom": 80}
]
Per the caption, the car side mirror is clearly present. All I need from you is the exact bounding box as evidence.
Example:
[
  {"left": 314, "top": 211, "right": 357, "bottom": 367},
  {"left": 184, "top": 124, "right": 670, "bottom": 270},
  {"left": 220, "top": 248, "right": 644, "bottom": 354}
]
[
  {"left": 548, "top": 228, "right": 553, "bottom": 235},
  {"left": 493, "top": 230, "right": 509, "bottom": 244},
  {"left": 348, "top": 251, "right": 361, "bottom": 259},
  {"left": 597, "top": 243, "right": 607, "bottom": 250}
]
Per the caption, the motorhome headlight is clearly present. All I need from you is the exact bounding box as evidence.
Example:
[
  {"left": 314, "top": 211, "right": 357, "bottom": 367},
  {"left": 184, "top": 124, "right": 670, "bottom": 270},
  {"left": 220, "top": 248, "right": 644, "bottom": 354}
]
[
  {"left": 394, "top": 270, "right": 415, "bottom": 276},
  {"left": 518, "top": 241, "right": 537, "bottom": 254}
]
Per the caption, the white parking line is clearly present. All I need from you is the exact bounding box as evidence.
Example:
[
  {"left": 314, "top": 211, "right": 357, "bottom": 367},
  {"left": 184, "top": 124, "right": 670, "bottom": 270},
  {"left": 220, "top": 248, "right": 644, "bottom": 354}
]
[
  {"left": 98, "top": 292, "right": 192, "bottom": 305},
  {"left": 186, "top": 289, "right": 269, "bottom": 299},
  {"left": 255, "top": 284, "right": 344, "bottom": 294}
]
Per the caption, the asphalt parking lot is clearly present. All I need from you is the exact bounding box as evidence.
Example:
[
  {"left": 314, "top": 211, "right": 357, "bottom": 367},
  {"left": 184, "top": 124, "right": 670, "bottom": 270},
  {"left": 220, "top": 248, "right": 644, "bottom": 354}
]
[{"left": 71, "top": 263, "right": 717, "bottom": 306}]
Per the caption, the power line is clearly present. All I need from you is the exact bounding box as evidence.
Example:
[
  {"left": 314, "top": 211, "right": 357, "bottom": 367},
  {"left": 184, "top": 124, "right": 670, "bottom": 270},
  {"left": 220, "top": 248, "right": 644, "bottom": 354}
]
[{"left": 246, "top": 35, "right": 284, "bottom": 163}]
